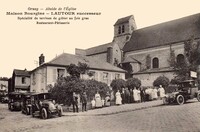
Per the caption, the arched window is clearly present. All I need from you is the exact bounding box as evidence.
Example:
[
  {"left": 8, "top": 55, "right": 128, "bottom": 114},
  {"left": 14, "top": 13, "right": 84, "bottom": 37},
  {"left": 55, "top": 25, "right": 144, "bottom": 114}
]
[
  {"left": 118, "top": 26, "right": 121, "bottom": 34},
  {"left": 177, "top": 54, "right": 184, "bottom": 64},
  {"left": 152, "top": 57, "right": 159, "bottom": 68},
  {"left": 122, "top": 25, "right": 125, "bottom": 33}
]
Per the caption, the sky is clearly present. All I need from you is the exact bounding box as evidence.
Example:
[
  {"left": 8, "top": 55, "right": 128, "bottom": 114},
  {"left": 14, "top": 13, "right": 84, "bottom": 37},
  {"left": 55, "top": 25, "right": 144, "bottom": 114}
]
[{"left": 1, "top": 0, "right": 200, "bottom": 77}]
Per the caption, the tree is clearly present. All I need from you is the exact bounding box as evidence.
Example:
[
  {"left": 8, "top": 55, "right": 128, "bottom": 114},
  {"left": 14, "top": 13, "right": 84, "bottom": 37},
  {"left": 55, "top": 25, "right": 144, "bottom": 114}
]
[
  {"left": 153, "top": 76, "right": 170, "bottom": 88},
  {"left": 83, "top": 80, "right": 110, "bottom": 100},
  {"left": 169, "top": 36, "right": 200, "bottom": 81},
  {"left": 67, "top": 62, "right": 89, "bottom": 78},
  {"left": 110, "top": 79, "right": 126, "bottom": 92},
  {"left": 49, "top": 76, "right": 84, "bottom": 105},
  {"left": 126, "top": 78, "right": 141, "bottom": 89},
  {"left": 78, "top": 62, "right": 89, "bottom": 74},
  {"left": 49, "top": 76, "right": 110, "bottom": 105}
]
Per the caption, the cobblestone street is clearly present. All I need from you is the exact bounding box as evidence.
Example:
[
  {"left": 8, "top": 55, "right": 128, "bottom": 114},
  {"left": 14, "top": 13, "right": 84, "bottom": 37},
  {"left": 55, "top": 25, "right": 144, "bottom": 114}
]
[{"left": 1, "top": 99, "right": 200, "bottom": 132}]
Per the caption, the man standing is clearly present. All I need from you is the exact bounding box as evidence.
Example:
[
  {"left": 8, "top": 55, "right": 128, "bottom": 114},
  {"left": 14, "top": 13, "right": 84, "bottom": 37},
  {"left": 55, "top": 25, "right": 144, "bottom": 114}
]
[
  {"left": 121, "top": 88, "right": 125, "bottom": 104},
  {"left": 72, "top": 92, "right": 79, "bottom": 113},
  {"left": 124, "top": 87, "right": 130, "bottom": 103},
  {"left": 81, "top": 91, "right": 87, "bottom": 112},
  {"left": 140, "top": 87, "right": 146, "bottom": 102}
]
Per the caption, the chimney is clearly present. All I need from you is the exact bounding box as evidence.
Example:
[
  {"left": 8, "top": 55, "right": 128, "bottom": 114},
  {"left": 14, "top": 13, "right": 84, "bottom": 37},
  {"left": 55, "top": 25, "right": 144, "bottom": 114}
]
[{"left": 39, "top": 54, "right": 45, "bottom": 65}]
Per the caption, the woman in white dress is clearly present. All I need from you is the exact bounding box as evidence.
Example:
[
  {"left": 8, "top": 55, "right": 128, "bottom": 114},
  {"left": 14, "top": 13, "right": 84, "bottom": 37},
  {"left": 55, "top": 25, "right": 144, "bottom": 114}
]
[
  {"left": 115, "top": 90, "right": 122, "bottom": 105},
  {"left": 133, "top": 87, "right": 140, "bottom": 102},
  {"left": 158, "top": 85, "right": 165, "bottom": 99},
  {"left": 95, "top": 92, "right": 102, "bottom": 108},
  {"left": 152, "top": 87, "right": 158, "bottom": 100},
  {"left": 91, "top": 97, "right": 96, "bottom": 109}
]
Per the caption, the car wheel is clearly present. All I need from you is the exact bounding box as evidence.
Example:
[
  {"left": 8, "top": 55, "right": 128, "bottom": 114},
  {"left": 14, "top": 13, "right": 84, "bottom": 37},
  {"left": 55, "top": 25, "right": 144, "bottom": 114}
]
[
  {"left": 176, "top": 95, "right": 184, "bottom": 105},
  {"left": 26, "top": 107, "right": 30, "bottom": 115},
  {"left": 41, "top": 108, "right": 48, "bottom": 119},
  {"left": 58, "top": 107, "right": 63, "bottom": 117},
  {"left": 197, "top": 93, "right": 200, "bottom": 102},
  {"left": 10, "top": 105, "right": 14, "bottom": 111}
]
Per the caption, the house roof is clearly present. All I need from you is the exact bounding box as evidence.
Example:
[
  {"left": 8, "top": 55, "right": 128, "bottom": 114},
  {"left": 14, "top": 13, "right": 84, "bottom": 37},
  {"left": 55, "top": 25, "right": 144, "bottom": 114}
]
[
  {"left": 86, "top": 42, "right": 113, "bottom": 56},
  {"left": 114, "top": 15, "right": 133, "bottom": 26},
  {"left": 121, "top": 56, "right": 141, "bottom": 64},
  {"left": 13, "top": 69, "right": 30, "bottom": 77},
  {"left": 42, "top": 53, "right": 125, "bottom": 73},
  {"left": 123, "top": 13, "right": 200, "bottom": 52}
]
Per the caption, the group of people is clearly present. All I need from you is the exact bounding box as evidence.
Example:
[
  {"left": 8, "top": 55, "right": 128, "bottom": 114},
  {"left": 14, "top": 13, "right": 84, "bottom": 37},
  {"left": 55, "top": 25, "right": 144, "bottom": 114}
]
[
  {"left": 91, "top": 91, "right": 111, "bottom": 109},
  {"left": 72, "top": 91, "right": 111, "bottom": 113},
  {"left": 72, "top": 91, "right": 87, "bottom": 113},
  {"left": 71, "top": 85, "right": 165, "bottom": 112},
  {"left": 115, "top": 85, "right": 165, "bottom": 105}
]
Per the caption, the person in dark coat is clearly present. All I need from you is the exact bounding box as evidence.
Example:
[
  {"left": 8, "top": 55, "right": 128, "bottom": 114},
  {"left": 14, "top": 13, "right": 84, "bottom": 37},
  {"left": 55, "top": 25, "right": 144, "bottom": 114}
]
[
  {"left": 72, "top": 92, "right": 79, "bottom": 113},
  {"left": 125, "top": 87, "right": 130, "bottom": 103},
  {"left": 121, "top": 88, "right": 125, "bottom": 104},
  {"left": 130, "top": 88, "right": 134, "bottom": 103},
  {"left": 81, "top": 92, "right": 87, "bottom": 112},
  {"left": 140, "top": 87, "right": 146, "bottom": 102}
]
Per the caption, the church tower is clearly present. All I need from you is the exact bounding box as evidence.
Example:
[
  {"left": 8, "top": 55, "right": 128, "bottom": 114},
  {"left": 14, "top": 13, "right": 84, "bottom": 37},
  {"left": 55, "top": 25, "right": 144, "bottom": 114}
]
[
  {"left": 109, "top": 15, "right": 137, "bottom": 66},
  {"left": 113, "top": 15, "right": 137, "bottom": 49}
]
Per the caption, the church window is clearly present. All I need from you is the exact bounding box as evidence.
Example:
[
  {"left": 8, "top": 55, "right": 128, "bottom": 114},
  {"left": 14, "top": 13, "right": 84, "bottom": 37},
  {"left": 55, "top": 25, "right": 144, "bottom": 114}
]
[
  {"left": 152, "top": 57, "right": 159, "bottom": 68},
  {"left": 122, "top": 25, "right": 125, "bottom": 33},
  {"left": 177, "top": 54, "right": 184, "bottom": 64},
  {"left": 118, "top": 26, "right": 121, "bottom": 34}
]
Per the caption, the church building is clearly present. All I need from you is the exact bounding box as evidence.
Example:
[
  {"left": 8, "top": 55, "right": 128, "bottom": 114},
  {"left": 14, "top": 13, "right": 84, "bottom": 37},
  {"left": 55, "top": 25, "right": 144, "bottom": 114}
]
[{"left": 76, "top": 13, "right": 200, "bottom": 86}]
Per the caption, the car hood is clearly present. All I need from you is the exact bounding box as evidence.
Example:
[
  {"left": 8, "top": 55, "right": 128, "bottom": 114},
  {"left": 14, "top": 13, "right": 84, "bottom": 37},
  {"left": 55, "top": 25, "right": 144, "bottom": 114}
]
[
  {"left": 41, "top": 100, "right": 56, "bottom": 110},
  {"left": 165, "top": 92, "right": 179, "bottom": 98}
]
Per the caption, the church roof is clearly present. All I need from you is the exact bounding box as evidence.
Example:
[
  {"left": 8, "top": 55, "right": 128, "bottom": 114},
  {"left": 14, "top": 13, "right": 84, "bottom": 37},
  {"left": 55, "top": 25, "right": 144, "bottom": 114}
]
[
  {"left": 123, "top": 13, "right": 200, "bottom": 52},
  {"left": 37, "top": 53, "right": 125, "bottom": 73},
  {"left": 86, "top": 42, "right": 112, "bottom": 56},
  {"left": 114, "top": 15, "right": 133, "bottom": 26}
]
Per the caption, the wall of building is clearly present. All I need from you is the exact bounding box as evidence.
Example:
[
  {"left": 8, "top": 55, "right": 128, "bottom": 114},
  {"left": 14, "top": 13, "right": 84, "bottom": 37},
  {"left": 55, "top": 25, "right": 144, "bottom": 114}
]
[
  {"left": 46, "top": 66, "right": 68, "bottom": 87},
  {"left": 133, "top": 71, "right": 176, "bottom": 87},
  {"left": 130, "top": 63, "right": 141, "bottom": 73},
  {"left": 15, "top": 76, "right": 30, "bottom": 88},
  {"left": 30, "top": 67, "right": 47, "bottom": 93},
  {"left": 31, "top": 65, "right": 125, "bottom": 92},
  {"left": 82, "top": 69, "right": 125, "bottom": 86},
  {"left": 125, "top": 43, "right": 185, "bottom": 72},
  {"left": 112, "top": 43, "right": 122, "bottom": 64}
]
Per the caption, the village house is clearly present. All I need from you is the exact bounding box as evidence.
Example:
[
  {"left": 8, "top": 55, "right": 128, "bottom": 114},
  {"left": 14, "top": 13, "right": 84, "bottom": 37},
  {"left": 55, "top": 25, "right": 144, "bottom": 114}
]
[
  {"left": 30, "top": 53, "right": 125, "bottom": 93},
  {"left": 76, "top": 13, "right": 200, "bottom": 86},
  {"left": 9, "top": 69, "right": 31, "bottom": 92}
]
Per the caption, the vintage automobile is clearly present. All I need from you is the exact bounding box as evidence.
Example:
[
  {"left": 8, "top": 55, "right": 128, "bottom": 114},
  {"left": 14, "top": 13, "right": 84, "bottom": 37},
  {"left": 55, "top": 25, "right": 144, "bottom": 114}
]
[
  {"left": 21, "top": 92, "right": 32, "bottom": 115},
  {"left": 30, "top": 92, "right": 63, "bottom": 119},
  {"left": 163, "top": 80, "right": 200, "bottom": 105},
  {"left": 8, "top": 92, "right": 23, "bottom": 111}
]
